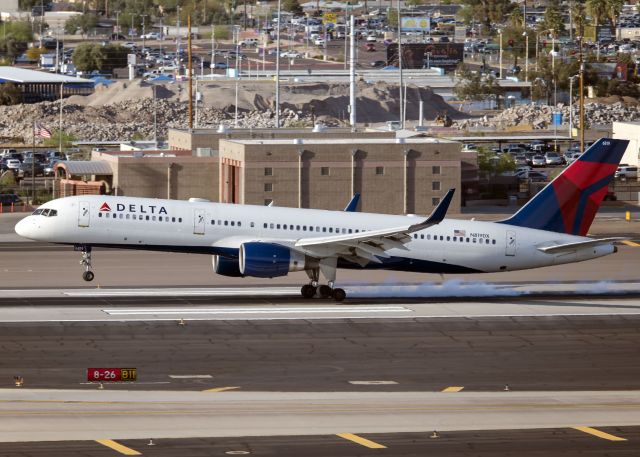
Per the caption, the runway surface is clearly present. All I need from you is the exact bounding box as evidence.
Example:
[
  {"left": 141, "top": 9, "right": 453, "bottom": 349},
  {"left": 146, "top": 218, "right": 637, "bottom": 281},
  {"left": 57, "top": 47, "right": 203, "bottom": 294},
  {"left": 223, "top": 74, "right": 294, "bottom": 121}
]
[
  {"left": 3, "top": 389, "right": 640, "bottom": 442},
  {"left": 3, "top": 314, "right": 640, "bottom": 391},
  {"left": 0, "top": 213, "right": 639, "bottom": 454},
  {"left": 4, "top": 427, "right": 640, "bottom": 457}
]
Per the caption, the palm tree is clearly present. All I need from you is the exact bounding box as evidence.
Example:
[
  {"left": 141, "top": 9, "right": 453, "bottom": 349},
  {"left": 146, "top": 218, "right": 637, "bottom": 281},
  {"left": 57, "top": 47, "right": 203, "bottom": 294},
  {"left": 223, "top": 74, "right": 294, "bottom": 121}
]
[
  {"left": 606, "top": 0, "right": 624, "bottom": 27},
  {"left": 586, "top": 0, "right": 607, "bottom": 26},
  {"left": 572, "top": 1, "right": 586, "bottom": 37}
]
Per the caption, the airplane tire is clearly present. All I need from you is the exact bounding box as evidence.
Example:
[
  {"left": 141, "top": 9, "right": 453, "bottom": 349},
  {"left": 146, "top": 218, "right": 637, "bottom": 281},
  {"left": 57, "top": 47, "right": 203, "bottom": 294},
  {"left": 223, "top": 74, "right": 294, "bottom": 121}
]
[
  {"left": 301, "top": 284, "right": 316, "bottom": 299},
  {"left": 83, "top": 271, "right": 95, "bottom": 282},
  {"left": 318, "top": 285, "right": 332, "bottom": 298},
  {"left": 332, "top": 288, "right": 346, "bottom": 302}
]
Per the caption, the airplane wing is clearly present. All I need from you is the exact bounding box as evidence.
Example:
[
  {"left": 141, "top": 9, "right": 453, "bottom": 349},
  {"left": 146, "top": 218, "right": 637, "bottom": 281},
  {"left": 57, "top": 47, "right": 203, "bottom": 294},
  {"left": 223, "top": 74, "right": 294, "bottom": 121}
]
[
  {"left": 295, "top": 189, "right": 455, "bottom": 265},
  {"left": 537, "top": 237, "right": 628, "bottom": 254}
]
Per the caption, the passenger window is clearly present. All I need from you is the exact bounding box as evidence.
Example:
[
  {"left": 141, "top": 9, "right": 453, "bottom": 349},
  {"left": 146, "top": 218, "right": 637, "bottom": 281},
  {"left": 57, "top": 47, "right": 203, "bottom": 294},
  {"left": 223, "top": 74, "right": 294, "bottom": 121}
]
[
  {"left": 218, "top": 220, "right": 222, "bottom": 225},
  {"left": 231, "top": 221, "right": 235, "bottom": 226},
  {"left": 414, "top": 234, "right": 418, "bottom": 239},
  {"left": 270, "top": 223, "right": 274, "bottom": 229},
  {"left": 316, "top": 227, "right": 320, "bottom": 232},
  {"left": 224, "top": 221, "right": 228, "bottom": 226},
  {"left": 238, "top": 222, "right": 241, "bottom": 227},
  {"left": 119, "top": 214, "right": 124, "bottom": 219},
  {"left": 453, "top": 237, "right": 457, "bottom": 242},
  {"left": 296, "top": 225, "right": 300, "bottom": 230},
  {"left": 420, "top": 234, "right": 424, "bottom": 239},
  {"left": 98, "top": 212, "right": 102, "bottom": 218},
  {"left": 348, "top": 229, "right": 352, "bottom": 234},
  {"left": 323, "top": 227, "right": 327, "bottom": 233},
  {"left": 446, "top": 236, "right": 450, "bottom": 241},
  {"left": 178, "top": 218, "right": 182, "bottom": 223},
  {"left": 309, "top": 226, "right": 313, "bottom": 232},
  {"left": 172, "top": 217, "right": 176, "bottom": 222},
  {"left": 152, "top": 216, "right": 156, "bottom": 221},
  {"left": 473, "top": 238, "right": 476, "bottom": 243},
  {"left": 211, "top": 220, "right": 214, "bottom": 225},
  {"left": 251, "top": 222, "right": 255, "bottom": 228},
  {"left": 329, "top": 228, "right": 333, "bottom": 233},
  {"left": 113, "top": 213, "right": 117, "bottom": 219},
  {"left": 146, "top": 215, "right": 150, "bottom": 221},
  {"left": 492, "top": 239, "right": 496, "bottom": 245},
  {"left": 277, "top": 224, "right": 281, "bottom": 229},
  {"left": 263, "top": 223, "right": 267, "bottom": 228},
  {"left": 158, "top": 216, "right": 162, "bottom": 221},
  {"left": 127, "top": 214, "right": 131, "bottom": 220}
]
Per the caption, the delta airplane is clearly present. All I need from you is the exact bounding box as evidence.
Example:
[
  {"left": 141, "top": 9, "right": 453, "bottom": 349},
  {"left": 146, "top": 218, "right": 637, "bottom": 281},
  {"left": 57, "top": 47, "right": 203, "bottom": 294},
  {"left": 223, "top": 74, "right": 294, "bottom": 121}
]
[{"left": 15, "top": 138, "right": 629, "bottom": 301}]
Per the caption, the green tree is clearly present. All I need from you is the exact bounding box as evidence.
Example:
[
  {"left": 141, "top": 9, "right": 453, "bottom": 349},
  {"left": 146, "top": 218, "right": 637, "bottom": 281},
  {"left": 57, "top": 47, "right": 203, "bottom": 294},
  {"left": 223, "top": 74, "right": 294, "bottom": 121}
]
[
  {"left": 0, "top": 83, "right": 22, "bottom": 105},
  {"left": 282, "top": 0, "right": 303, "bottom": 14},
  {"left": 572, "top": 1, "right": 587, "bottom": 37},
  {"left": 64, "top": 14, "right": 99, "bottom": 36},
  {"left": 477, "top": 148, "right": 515, "bottom": 175},
  {"left": 454, "top": 65, "right": 500, "bottom": 102},
  {"left": 387, "top": 8, "right": 398, "bottom": 28},
  {"left": 539, "top": 0, "right": 565, "bottom": 33},
  {"left": 606, "top": 0, "right": 624, "bottom": 27},
  {"left": 72, "top": 44, "right": 128, "bottom": 72},
  {"left": 586, "top": 0, "right": 607, "bottom": 25},
  {"left": 0, "top": 35, "right": 28, "bottom": 59},
  {"left": 459, "top": 0, "right": 515, "bottom": 28}
]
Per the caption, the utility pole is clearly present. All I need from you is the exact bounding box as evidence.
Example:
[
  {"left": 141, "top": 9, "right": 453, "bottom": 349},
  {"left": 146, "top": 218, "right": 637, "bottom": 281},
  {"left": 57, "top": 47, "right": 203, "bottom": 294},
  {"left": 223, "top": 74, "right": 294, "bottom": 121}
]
[
  {"left": 141, "top": 14, "right": 148, "bottom": 51},
  {"left": 188, "top": 15, "right": 193, "bottom": 129},
  {"left": 397, "top": 0, "right": 403, "bottom": 128},
  {"left": 176, "top": 5, "right": 181, "bottom": 71},
  {"left": 115, "top": 11, "right": 120, "bottom": 40},
  {"left": 579, "top": 40, "right": 585, "bottom": 153},
  {"left": 275, "top": 0, "right": 281, "bottom": 128},
  {"left": 349, "top": 15, "right": 356, "bottom": 129}
]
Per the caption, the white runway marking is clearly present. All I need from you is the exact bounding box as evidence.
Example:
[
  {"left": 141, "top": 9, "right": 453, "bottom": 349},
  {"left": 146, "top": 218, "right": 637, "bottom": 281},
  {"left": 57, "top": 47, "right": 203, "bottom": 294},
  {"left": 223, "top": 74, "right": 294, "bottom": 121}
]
[
  {"left": 65, "top": 288, "right": 299, "bottom": 297},
  {"left": 102, "top": 306, "right": 411, "bottom": 316},
  {"left": 169, "top": 375, "right": 213, "bottom": 379},
  {"left": 349, "top": 381, "right": 399, "bottom": 385}
]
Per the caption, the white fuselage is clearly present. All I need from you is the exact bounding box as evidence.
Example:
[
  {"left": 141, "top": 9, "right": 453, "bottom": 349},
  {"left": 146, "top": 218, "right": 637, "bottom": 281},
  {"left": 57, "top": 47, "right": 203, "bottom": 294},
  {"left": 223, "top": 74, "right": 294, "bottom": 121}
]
[{"left": 15, "top": 195, "right": 615, "bottom": 275}]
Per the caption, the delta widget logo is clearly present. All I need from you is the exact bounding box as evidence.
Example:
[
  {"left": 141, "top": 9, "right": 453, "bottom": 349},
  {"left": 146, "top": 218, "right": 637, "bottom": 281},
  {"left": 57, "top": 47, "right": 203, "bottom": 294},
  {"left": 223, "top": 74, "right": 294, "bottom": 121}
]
[{"left": 99, "top": 202, "right": 111, "bottom": 212}]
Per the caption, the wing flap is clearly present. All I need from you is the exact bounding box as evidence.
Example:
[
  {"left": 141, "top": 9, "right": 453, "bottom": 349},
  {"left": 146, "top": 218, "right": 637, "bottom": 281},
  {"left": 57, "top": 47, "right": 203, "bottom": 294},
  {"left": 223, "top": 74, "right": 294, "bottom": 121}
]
[{"left": 537, "top": 237, "right": 627, "bottom": 254}]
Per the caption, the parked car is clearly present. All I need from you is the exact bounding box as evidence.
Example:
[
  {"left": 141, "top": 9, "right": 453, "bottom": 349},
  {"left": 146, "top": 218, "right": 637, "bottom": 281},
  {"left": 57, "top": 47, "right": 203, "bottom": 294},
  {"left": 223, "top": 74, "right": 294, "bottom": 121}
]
[
  {"left": 531, "top": 155, "right": 546, "bottom": 167},
  {"left": 370, "top": 60, "right": 386, "bottom": 67},
  {"left": 18, "top": 160, "right": 45, "bottom": 177},
  {"left": 44, "top": 159, "right": 60, "bottom": 177},
  {"left": 212, "top": 62, "right": 228, "bottom": 69},
  {"left": 528, "top": 171, "right": 549, "bottom": 182},
  {"left": 5, "top": 159, "right": 21, "bottom": 173},
  {"left": 615, "top": 165, "right": 638, "bottom": 179},
  {"left": 141, "top": 32, "right": 161, "bottom": 40},
  {"left": 461, "top": 143, "right": 477, "bottom": 152},
  {"left": 0, "top": 194, "right": 22, "bottom": 208},
  {"left": 314, "top": 37, "right": 325, "bottom": 46},
  {"left": 239, "top": 38, "right": 259, "bottom": 47},
  {"left": 545, "top": 152, "right": 564, "bottom": 166}
]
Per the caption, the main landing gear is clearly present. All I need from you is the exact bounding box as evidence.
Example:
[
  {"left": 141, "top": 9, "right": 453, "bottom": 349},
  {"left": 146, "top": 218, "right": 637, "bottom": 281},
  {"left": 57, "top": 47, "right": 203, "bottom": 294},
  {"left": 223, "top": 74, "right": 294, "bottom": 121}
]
[
  {"left": 300, "top": 260, "right": 347, "bottom": 301},
  {"left": 76, "top": 245, "right": 94, "bottom": 282}
]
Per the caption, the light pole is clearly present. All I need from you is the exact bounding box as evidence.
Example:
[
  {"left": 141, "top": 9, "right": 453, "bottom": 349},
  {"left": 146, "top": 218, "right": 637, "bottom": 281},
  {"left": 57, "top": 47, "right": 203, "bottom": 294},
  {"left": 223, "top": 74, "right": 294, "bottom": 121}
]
[
  {"left": 569, "top": 74, "right": 578, "bottom": 138},
  {"left": 498, "top": 29, "right": 503, "bottom": 79},
  {"left": 523, "top": 31, "right": 529, "bottom": 82},
  {"left": 275, "top": 0, "right": 282, "bottom": 128},
  {"left": 535, "top": 29, "right": 553, "bottom": 72},
  {"left": 115, "top": 10, "right": 120, "bottom": 40},
  {"left": 141, "top": 14, "right": 148, "bottom": 52},
  {"left": 398, "top": 0, "right": 404, "bottom": 128}
]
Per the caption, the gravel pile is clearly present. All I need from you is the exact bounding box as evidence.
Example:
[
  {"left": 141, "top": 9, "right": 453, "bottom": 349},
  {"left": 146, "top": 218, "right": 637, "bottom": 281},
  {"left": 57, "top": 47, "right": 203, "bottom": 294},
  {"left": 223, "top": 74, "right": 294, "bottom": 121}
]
[
  {"left": 0, "top": 99, "right": 318, "bottom": 143},
  {"left": 456, "top": 102, "right": 640, "bottom": 130}
]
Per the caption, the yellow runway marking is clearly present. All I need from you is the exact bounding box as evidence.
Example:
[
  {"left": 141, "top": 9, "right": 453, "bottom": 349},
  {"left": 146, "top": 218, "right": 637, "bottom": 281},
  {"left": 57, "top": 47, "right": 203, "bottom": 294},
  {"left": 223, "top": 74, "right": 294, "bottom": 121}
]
[
  {"left": 95, "top": 439, "right": 141, "bottom": 455},
  {"left": 622, "top": 240, "right": 640, "bottom": 247},
  {"left": 573, "top": 426, "right": 627, "bottom": 441},
  {"left": 337, "top": 433, "right": 387, "bottom": 449},
  {"left": 442, "top": 386, "right": 464, "bottom": 392},
  {"left": 203, "top": 386, "right": 240, "bottom": 393}
]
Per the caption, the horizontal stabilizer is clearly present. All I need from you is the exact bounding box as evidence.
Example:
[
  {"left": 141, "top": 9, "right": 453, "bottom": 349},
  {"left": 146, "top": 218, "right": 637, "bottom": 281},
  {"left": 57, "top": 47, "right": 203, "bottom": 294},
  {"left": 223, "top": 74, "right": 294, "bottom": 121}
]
[{"left": 537, "top": 237, "right": 627, "bottom": 254}]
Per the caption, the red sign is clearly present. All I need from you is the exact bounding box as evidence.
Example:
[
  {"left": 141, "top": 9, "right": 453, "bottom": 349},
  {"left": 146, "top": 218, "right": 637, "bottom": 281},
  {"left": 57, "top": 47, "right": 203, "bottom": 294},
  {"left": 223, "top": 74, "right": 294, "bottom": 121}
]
[{"left": 87, "top": 368, "right": 137, "bottom": 382}]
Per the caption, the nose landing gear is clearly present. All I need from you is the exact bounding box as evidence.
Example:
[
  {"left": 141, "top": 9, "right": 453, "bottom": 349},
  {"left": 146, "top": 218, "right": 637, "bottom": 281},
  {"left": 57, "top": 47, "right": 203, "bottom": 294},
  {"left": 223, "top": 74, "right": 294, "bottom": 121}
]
[{"left": 76, "top": 245, "right": 94, "bottom": 282}]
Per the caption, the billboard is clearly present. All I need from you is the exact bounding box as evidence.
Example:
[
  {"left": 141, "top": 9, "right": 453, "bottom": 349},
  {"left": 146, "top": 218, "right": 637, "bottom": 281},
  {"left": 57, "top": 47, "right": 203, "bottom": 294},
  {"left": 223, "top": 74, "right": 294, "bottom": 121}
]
[
  {"left": 400, "top": 16, "right": 430, "bottom": 32},
  {"left": 387, "top": 43, "right": 464, "bottom": 69}
]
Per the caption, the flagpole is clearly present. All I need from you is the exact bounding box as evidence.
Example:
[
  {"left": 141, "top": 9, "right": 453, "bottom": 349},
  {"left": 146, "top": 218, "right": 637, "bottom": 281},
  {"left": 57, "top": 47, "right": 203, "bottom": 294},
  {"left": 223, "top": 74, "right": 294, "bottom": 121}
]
[
  {"left": 32, "top": 121, "right": 36, "bottom": 205},
  {"left": 59, "top": 83, "right": 63, "bottom": 155}
]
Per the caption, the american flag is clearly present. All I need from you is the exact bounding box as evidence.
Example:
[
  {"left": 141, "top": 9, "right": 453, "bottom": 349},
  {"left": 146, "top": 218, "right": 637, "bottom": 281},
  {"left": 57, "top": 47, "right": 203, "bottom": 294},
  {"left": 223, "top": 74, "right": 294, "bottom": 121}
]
[
  {"left": 34, "top": 123, "right": 52, "bottom": 138},
  {"left": 454, "top": 229, "right": 466, "bottom": 237}
]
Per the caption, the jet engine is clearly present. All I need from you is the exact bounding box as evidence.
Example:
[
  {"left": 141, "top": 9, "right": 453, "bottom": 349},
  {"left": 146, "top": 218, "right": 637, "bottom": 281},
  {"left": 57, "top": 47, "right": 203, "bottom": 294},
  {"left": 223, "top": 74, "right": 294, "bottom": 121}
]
[
  {"left": 239, "top": 242, "right": 307, "bottom": 278},
  {"left": 212, "top": 255, "right": 243, "bottom": 277}
]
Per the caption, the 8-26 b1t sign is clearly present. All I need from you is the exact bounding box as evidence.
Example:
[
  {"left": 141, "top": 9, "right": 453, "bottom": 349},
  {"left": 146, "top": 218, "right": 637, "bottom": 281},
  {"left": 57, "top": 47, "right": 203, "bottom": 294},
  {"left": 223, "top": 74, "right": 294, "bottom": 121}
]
[{"left": 87, "top": 368, "right": 137, "bottom": 382}]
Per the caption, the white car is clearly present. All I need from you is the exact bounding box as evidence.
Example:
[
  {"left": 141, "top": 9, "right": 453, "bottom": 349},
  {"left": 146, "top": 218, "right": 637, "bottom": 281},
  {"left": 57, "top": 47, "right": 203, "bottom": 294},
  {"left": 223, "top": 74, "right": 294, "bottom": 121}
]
[
  {"left": 281, "top": 51, "right": 302, "bottom": 59},
  {"left": 5, "top": 159, "right": 20, "bottom": 172},
  {"left": 141, "top": 32, "right": 160, "bottom": 40},
  {"left": 314, "top": 37, "right": 325, "bottom": 46},
  {"left": 615, "top": 165, "right": 638, "bottom": 179},
  {"left": 366, "top": 35, "right": 377, "bottom": 42}
]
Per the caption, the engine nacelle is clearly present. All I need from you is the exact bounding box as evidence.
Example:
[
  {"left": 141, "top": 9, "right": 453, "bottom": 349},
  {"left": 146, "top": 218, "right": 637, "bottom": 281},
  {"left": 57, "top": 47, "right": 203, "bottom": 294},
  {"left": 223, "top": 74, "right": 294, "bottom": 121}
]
[
  {"left": 239, "top": 242, "right": 306, "bottom": 278},
  {"left": 212, "top": 255, "right": 243, "bottom": 277}
]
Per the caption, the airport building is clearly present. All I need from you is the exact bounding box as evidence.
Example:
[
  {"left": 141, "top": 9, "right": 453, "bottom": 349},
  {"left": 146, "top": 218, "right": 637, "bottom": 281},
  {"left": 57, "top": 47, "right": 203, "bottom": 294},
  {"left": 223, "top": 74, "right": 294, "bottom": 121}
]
[
  {"left": 218, "top": 138, "right": 462, "bottom": 214},
  {"left": 0, "top": 67, "right": 94, "bottom": 103},
  {"left": 54, "top": 131, "right": 466, "bottom": 215},
  {"left": 167, "top": 127, "right": 395, "bottom": 154}
]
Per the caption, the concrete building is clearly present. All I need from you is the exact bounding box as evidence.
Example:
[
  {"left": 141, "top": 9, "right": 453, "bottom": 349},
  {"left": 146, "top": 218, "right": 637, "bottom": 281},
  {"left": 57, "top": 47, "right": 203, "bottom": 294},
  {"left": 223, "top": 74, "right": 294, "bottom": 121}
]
[
  {"left": 612, "top": 121, "right": 640, "bottom": 167},
  {"left": 168, "top": 127, "right": 395, "bottom": 154},
  {"left": 219, "top": 138, "right": 462, "bottom": 214}
]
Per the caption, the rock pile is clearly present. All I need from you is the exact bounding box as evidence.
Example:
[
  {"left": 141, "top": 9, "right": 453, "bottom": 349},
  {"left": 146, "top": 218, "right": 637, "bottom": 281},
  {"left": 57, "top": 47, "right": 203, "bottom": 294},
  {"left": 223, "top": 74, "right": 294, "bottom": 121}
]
[
  {"left": 456, "top": 102, "right": 640, "bottom": 130},
  {"left": 0, "top": 99, "right": 318, "bottom": 143}
]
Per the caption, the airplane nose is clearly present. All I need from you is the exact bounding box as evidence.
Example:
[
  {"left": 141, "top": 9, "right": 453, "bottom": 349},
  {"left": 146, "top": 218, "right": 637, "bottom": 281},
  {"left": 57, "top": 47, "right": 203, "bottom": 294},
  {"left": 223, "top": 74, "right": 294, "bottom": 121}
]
[{"left": 14, "top": 217, "right": 32, "bottom": 239}]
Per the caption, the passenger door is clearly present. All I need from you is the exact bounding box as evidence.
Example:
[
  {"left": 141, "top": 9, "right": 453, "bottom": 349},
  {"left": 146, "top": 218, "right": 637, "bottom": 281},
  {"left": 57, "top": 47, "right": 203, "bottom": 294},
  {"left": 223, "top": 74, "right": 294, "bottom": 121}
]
[
  {"left": 193, "top": 209, "right": 206, "bottom": 235},
  {"left": 505, "top": 230, "right": 516, "bottom": 256},
  {"left": 78, "top": 201, "right": 90, "bottom": 227}
]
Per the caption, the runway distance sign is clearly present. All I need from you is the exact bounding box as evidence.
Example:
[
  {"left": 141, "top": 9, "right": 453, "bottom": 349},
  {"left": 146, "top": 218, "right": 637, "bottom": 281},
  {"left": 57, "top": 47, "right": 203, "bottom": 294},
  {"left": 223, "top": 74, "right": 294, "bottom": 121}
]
[{"left": 87, "top": 368, "right": 137, "bottom": 382}]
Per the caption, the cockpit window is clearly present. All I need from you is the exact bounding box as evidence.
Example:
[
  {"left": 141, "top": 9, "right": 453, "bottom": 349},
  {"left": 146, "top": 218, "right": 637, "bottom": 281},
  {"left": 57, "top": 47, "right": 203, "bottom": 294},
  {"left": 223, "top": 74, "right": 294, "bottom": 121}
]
[{"left": 32, "top": 208, "right": 57, "bottom": 217}]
